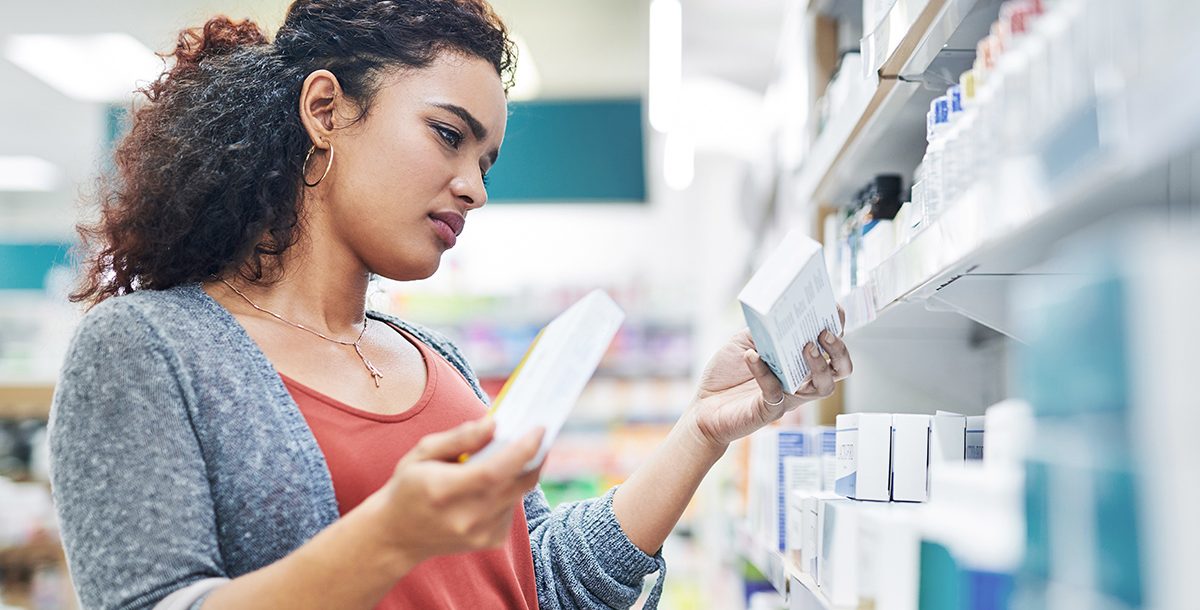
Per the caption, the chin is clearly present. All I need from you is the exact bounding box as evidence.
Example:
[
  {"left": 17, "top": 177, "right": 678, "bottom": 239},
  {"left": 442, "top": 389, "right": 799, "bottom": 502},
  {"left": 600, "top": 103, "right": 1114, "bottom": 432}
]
[{"left": 371, "top": 255, "right": 442, "bottom": 282}]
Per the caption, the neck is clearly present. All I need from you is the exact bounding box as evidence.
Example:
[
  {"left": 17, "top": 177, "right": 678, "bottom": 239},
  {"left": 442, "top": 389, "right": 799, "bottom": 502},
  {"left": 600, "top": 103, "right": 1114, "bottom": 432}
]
[{"left": 209, "top": 227, "right": 373, "bottom": 337}]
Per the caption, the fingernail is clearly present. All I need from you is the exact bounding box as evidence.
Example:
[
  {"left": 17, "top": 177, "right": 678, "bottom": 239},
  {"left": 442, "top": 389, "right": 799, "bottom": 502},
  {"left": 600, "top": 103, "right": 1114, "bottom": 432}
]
[
  {"left": 822, "top": 331, "right": 834, "bottom": 345},
  {"left": 808, "top": 344, "right": 819, "bottom": 357}
]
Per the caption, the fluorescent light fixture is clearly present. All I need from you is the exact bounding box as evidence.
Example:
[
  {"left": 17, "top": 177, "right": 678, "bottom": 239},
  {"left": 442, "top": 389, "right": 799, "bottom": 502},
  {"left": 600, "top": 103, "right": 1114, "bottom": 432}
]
[
  {"left": 663, "top": 129, "right": 694, "bottom": 190},
  {"left": 0, "top": 156, "right": 62, "bottom": 192},
  {"left": 3, "top": 33, "right": 162, "bottom": 103},
  {"left": 509, "top": 33, "right": 542, "bottom": 101},
  {"left": 648, "top": 0, "right": 681, "bottom": 133}
]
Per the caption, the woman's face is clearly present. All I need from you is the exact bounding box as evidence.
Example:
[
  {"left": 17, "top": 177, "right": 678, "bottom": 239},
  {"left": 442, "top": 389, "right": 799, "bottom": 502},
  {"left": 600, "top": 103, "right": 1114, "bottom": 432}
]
[{"left": 314, "top": 52, "right": 508, "bottom": 281}]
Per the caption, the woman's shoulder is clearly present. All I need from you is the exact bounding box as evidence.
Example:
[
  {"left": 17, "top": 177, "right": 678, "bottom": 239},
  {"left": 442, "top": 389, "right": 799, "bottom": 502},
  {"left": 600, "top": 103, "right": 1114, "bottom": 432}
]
[
  {"left": 367, "top": 310, "right": 488, "bottom": 403},
  {"left": 69, "top": 283, "right": 232, "bottom": 362}
]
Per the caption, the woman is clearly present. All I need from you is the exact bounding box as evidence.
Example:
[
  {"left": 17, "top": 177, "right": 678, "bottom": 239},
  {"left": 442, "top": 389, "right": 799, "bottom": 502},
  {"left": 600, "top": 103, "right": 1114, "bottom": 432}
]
[{"left": 50, "top": 1, "right": 853, "bottom": 609}]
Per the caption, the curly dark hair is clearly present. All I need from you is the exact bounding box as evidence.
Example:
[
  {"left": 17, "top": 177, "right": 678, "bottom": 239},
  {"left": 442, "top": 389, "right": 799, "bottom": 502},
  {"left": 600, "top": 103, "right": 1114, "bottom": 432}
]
[{"left": 72, "top": 0, "right": 515, "bottom": 306}]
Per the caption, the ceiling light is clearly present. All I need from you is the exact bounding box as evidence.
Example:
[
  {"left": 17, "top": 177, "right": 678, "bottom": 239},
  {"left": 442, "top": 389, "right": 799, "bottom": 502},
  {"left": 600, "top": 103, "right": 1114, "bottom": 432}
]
[
  {"left": 3, "top": 33, "right": 162, "bottom": 103},
  {"left": 648, "top": 0, "right": 682, "bottom": 133},
  {"left": 0, "top": 156, "right": 62, "bottom": 192}
]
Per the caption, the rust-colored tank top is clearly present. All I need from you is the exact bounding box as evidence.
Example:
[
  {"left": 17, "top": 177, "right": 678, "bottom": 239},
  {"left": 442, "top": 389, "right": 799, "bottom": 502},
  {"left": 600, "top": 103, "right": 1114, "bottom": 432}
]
[{"left": 283, "top": 323, "right": 538, "bottom": 610}]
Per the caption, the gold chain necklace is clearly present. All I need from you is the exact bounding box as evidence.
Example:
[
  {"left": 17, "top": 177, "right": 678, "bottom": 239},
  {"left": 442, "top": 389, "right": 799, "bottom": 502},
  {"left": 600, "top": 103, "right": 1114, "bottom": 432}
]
[{"left": 221, "top": 279, "right": 384, "bottom": 387}]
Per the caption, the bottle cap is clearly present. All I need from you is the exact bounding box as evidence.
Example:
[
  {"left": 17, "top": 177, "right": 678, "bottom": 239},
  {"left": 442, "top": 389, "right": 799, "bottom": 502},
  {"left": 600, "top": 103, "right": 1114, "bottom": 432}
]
[
  {"left": 959, "top": 70, "right": 977, "bottom": 103},
  {"left": 932, "top": 96, "right": 950, "bottom": 125},
  {"left": 948, "top": 85, "right": 964, "bottom": 115}
]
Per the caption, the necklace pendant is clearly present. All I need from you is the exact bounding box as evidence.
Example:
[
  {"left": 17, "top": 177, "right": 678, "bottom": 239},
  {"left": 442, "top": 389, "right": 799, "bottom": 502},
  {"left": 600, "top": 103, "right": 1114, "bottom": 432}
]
[{"left": 365, "top": 361, "right": 384, "bottom": 388}]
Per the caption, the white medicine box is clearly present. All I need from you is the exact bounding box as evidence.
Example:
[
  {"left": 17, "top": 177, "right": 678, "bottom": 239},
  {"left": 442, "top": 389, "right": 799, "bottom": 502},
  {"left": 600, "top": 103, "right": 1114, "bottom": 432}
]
[
  {"left": 890, "top": 414, "right": 931, "bottom": 502},
  {"left": 835, "top": 413, "right": 891, "bottom": 501}
]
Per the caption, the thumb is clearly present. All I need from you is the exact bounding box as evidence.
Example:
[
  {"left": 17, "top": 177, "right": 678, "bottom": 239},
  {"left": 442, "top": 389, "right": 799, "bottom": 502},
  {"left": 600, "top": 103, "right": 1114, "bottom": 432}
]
[{"left": 409, "top": 416, "right": 495, "bottom": 462}]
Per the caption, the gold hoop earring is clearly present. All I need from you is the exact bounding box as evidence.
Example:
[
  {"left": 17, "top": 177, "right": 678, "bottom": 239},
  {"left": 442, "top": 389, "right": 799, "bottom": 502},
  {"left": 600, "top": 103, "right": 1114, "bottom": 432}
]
[{"left": 303, "top": 143, "right": 334, "bottom": 187}]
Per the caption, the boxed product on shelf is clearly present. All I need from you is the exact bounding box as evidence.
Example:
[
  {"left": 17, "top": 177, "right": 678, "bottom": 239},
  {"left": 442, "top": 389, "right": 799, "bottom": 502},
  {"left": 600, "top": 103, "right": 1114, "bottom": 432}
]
[
  {"left": 890, "top": 414, "right": 931, "bottom": 502},
  {"left": 746, "top": 427, "right": 819, "bottom": 553},
  {"left": 800, "top": 491, "right": 830, "bottom": 576},
  {"left": 965, "top": 415, "right": 985, "bottom": 460},
  {"left": 815, "top": 425, "right": 838, "bottom": 493},
  {"left": 918, "top": 462, "right": 1024, "bottom": 610},
  {"left": 930, "top": 412, "right": 966, "bottom": 465},
  {"left": 817, "top": 497, "right": 859, "bottom": 607},
  {"left": 787, "top": 488, "right": 840, "bottom": 576},
  {"left": 982, "top": 399, "right": 1034, "bottom": 468},
  {"left": 857, "top": 504, "right": 920, "bottom": 610},
  {"left": 835, "top": 413, "right": 891, "bottom": 501},
  {"left": 738, "top": 229, "right": 843, "bottom": 394}
]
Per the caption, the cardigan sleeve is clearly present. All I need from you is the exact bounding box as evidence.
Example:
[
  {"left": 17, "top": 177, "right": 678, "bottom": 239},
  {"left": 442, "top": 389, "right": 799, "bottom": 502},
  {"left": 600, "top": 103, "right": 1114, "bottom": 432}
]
[
  {"left": 391, "top": 317, "right": 668, "bottom": 608},
  {"left": 523, "top": 486, "right": 666, "bottom": 609},
  {"left": 49, "top": 299, "right": 229, "bottom": 610}
]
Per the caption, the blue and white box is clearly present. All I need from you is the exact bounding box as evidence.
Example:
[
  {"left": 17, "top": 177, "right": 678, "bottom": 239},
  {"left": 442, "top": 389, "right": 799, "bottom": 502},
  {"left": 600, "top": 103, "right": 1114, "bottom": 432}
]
[
  {"left": 739, "top": 230, "right": 843, "bottom": 394},
  {"left": 966, "top": 415, "right": 985, "bottom": 460},
  {"left": 815, "top": 426, "right": 838, "bottom": 493},
  {"left": 775, "top": 429, "right": 814, "bottom": 551},
  {"left": 835, "top": 413, "right": 891, "bottom": 501}
]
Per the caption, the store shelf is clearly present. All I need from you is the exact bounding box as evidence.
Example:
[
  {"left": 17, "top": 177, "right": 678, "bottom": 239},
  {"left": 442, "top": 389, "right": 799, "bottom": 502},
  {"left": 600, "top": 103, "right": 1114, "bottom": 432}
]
[
  {"left": 736, "top": 525, "right": 846, "bottom": 610},
  {"left": 0, "top": 538, "right": 64, "bottom": 571},
  {"left": 0, "top": 383, "right": 54, "bottom": 419},
  {"left": 793, "top": 0, "right": 999, "bottom": 208},
  {"left": 842, "top": 37, "right": 1200, "bottom": 342},
  {"left": 787, "top": 567, "right": 841, "bottom": 610}
]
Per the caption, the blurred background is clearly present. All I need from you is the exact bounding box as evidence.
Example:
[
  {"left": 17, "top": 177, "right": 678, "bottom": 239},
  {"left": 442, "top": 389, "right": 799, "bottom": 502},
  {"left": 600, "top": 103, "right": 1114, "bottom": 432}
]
[{"left": 1, "top": 0, "right": 1197, "bottom": 609}]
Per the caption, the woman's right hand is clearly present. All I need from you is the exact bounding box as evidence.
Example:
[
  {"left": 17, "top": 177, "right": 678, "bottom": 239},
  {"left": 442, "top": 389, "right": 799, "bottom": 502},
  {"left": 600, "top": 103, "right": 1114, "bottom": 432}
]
[{"left": 372, "top": 417, "right": 544, "bottom": 565}]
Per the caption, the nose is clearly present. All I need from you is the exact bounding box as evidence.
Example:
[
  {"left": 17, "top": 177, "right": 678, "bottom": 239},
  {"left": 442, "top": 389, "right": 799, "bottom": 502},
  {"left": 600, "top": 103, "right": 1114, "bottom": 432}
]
[{"left": 449, "top": 169, "right": 487, "bottom": 210}]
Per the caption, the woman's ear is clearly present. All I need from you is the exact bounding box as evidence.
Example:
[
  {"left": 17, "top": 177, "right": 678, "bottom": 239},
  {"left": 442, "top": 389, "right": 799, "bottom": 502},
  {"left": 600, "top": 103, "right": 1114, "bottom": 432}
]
[{"left": 298, "top": 69, "right": 343, "bottom": 148}]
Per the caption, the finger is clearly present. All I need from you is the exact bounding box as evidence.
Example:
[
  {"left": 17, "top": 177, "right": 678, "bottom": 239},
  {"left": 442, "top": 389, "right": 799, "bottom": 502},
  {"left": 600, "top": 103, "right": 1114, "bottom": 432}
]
[
  {"left": 471, "top": 426, "right": 545, "bottom": 484},
  {"left": 801, "top": 342, "right": 835, "bottom": 397},
  {"left": 837, "top": 305, "right": 847, "bottom": 332},
  {"left": 744, "top": 348, "right": 786, "bottom": 407},
  {"left": 495, "top": 467, "right": 541, "bottom": 509},
  {"left": 820, "top": 330, "right": 853, "bottom": 380},
  {"left": 410, "top": 417, "right": 495, "bottom": 462}
]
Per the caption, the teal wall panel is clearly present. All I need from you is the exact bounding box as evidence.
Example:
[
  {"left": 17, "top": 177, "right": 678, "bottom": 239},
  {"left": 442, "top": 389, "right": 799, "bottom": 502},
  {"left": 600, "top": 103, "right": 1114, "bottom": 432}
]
[
  {"left": 0, "top": 243, "right": 72, "bottom": 290},
  {"left": 486, "top": 98, "right": 646, "bottom": 203}
]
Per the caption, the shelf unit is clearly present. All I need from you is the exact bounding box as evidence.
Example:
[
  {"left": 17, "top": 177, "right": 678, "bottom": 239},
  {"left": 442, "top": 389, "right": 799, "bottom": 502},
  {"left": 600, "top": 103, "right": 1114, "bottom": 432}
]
[
  {"left": 794, "top": 0, "right": 1001, "bottom": 208},
  {"left": 737, "top": 524, "right": 846, "bottom": 610},
  {"left": 0, "top": 383, "right": 54, "bottom": 420},
  {"left": 0, "top": 539, "right": 63, "bottom": 571},
  {"left": 732, "top": 0, "right": 1200, "bottom": 607},
  {"left": 840, "top": 25, "right": 1200, "bottom": 342}
]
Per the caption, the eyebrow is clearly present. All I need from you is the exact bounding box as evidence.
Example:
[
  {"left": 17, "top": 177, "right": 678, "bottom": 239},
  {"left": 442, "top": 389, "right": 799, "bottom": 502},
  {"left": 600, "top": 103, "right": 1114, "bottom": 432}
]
[{"left": 431, "top": 102, "right": 500, "bottom": 167}]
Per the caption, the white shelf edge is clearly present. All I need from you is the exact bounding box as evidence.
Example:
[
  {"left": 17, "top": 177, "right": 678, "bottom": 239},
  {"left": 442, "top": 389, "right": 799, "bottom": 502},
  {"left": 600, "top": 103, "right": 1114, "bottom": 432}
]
[{"left": 737, "top": 524, "right": 846, "bottom": 610}]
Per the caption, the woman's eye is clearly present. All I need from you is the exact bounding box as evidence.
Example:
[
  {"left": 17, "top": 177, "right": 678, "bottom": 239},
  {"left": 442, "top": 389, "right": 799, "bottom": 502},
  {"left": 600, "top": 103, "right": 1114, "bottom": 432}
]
[{"left": 435, "top": 125, "right": 463, "bottom": 149}]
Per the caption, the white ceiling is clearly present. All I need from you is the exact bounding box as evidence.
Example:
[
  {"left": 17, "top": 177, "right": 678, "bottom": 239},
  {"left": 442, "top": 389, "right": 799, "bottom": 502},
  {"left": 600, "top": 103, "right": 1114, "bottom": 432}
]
[{"left": 0, "top": 0, "right": 785, "bottom": 238}]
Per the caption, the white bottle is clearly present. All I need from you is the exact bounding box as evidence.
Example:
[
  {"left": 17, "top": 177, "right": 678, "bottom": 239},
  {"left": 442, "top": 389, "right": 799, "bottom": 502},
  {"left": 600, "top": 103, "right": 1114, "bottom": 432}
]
[
  {"left": 921, "top": 96, "right": 950, "bottom": 222},
  {"left": 942, "top": 85, "right": 967, "bottom": 206}
]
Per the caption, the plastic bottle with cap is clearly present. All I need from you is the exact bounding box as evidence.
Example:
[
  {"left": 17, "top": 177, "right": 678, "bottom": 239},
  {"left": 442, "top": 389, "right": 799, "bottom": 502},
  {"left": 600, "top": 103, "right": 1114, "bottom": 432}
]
[
  {"left": 921, "top": 96, "right": 951, "bottom": 222},
  {"left": 942, "top": 85, "right": 967, "bottom": 206}
]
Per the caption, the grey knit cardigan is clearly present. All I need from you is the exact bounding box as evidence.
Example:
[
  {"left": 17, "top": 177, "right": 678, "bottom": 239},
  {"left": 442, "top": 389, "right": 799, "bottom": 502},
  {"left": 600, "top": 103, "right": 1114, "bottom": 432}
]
[{"left": 49, "top": 283, "right": 665, "bottom": 610}]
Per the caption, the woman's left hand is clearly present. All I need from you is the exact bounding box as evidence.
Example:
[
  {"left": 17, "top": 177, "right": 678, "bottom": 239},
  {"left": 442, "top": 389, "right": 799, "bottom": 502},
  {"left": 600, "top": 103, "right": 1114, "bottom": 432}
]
[{"left": 688, "top": 308, "right": 853, "bottom": 451}]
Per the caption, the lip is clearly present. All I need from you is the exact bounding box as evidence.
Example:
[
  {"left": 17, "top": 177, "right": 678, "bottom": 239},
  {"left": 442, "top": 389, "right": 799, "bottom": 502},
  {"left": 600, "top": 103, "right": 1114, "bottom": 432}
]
[
  {"left": 429, "top": 211, "right": 465, "bottom": 236},
  {"left": 428, "top": 211, "right": 465, "bottom": 248}
]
